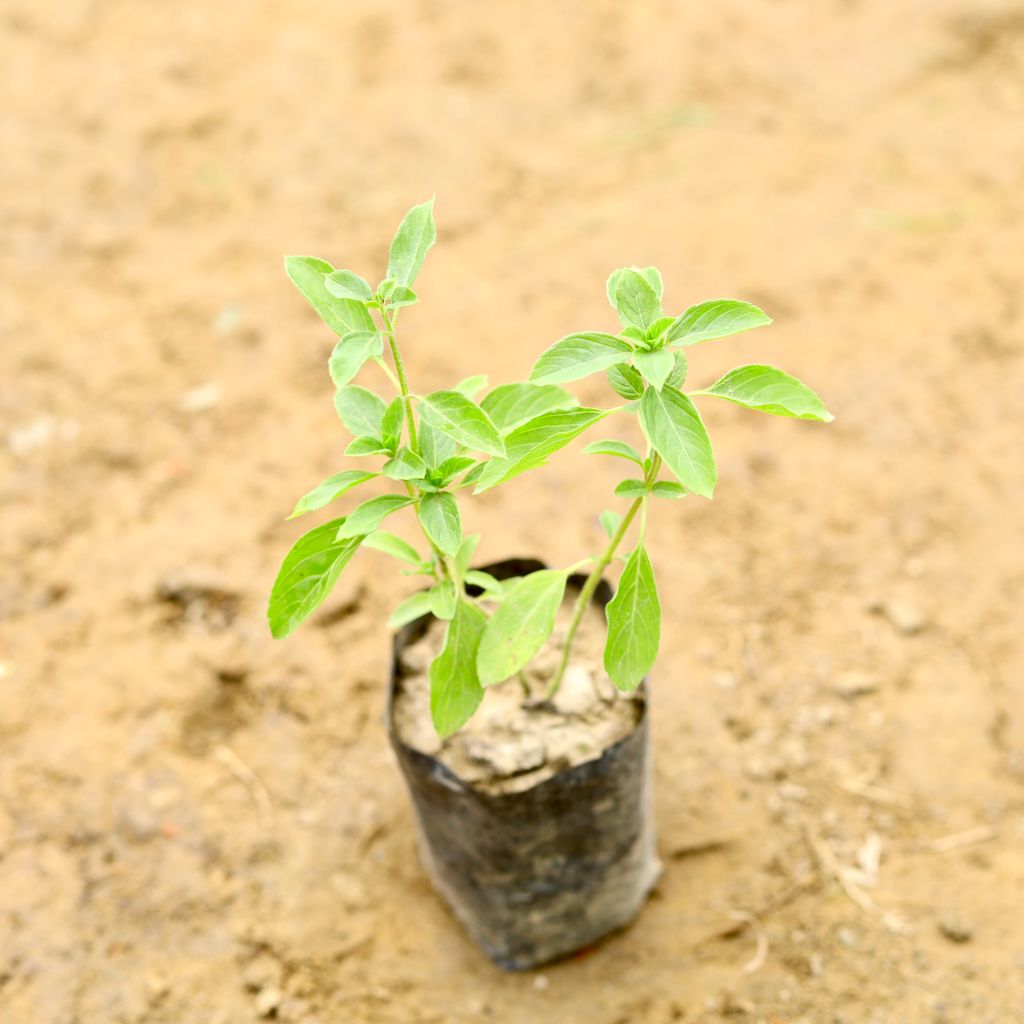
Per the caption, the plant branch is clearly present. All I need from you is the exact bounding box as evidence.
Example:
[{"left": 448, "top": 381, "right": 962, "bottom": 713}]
[
  {"left": 548, "top": 497, "right": 642, "bottom": 697},
  {"left": 377, "top": 304, "right": 465, "bottom": 600},
  {"left": 379, "top": 306, "right": 418, "bottom": 452},
  {"left": 547, "top": 451, "right": 662, "bottom": 697}
]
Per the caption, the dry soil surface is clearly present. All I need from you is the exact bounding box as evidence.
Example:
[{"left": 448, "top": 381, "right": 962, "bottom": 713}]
[{"left": 3, "top": 1, "right": 1024, "bottom": 1022}]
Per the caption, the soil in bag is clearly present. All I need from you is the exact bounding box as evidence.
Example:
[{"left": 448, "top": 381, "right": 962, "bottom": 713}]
[{"left": 387, "top": 559, "right": 661, "bottom": 970}]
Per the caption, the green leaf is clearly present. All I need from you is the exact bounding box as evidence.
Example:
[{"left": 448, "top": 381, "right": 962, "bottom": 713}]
[
  {"left": 336, "top": 494, "right": 414, "bottom": 540},
  {"left": 388, "top": 590, "right": 434, "bottom": 629},
  {"left": 600, "top": 509, "right": 623, "bottom": 538},
  {"left": 666, "top": 351, "right": 689, "bottom": 389},
  {"left": 267, "top": 519, "right": 362, "bottom": 638},
  {"left": 328, "top": 332, "right": 383, "bottom": 389},
  {"left": 334, "top": 385, "right": 386, "bottom": 438},
  {"left": 638, "top": 266, "right": 664, "bottom": 300},
  {"left": 453, "top": 374, "right": 488, "bottom": 399},
  {"left": 604, "top": 544, "right": 660, "bottom": 691},
  {"left": 607, "top": 363, "right": 645, "bottom": 401},
  {"left": 419, "top": 417, "right": 458, "bottom": 469},
  {"left": 639, "top": 385, "right": 717, "bottom": 498},
  {"left": 430, "top": 600, "right": 487, "bottom": 737},
  {"left": 480, "top": 382, "right": 578, "bottom": 434},
  {"left": 645, "top": 315, "right": 675, "bottom": 340},
  {"left": 612, "top": 269, "right": 662, "bottom": 333},
  {"left": 464, "top": 570, "right": 503, "bottom": 597},
  {"left": 473, "top": 407, "right": 610, "bottom": 493},
  {"left": 666, "top": 299, "right": 771, "bottom": 346},
  {"left": 380, "top": 397, "right": 405, "bottom": 450},
  {"left": 386, "top": 199, "right": 437, "bottom": 288},
  {"left": 419, "top": 391, "right": 505, "bottom": 457},
  {"left": 284, "top": 256, "right": 376, "bottom": 336},
  {"left": 418, "top": 491, "right": 462, "bottom": 556},
  {"left": 434, "top": 455, "right": 476, "bottom": 486},
  {"left": 382, "top": 447, "right": 427, "bottom": 481},
  {"left": 363, "top": 530, "right": 424, "bottom": 566},
  {"left": 324, "top": 269, "right": 373, "bottom": 301},
  {"left": 476, "top": 570, "right": 568, "bottom": 686},
  {"left": 651, "top": 481, "right": 686, "bottom": 499},
  {"left": 287, "top": 470, "right": 377, "bottom": 519},
  {"left": 634, "top": 348, "right": 674, "bottom": 390},
  {"left": 697, "top": 365, "right": 833, "bottom": 422},
  {"left": 530, "top": 333, "right": 633, "bottom": 385},
  {"left": 582, "top": 439, "right": 644, "bottom": 466},
  {"left": 454, "top": 533, "right": 480, "bottom": 575},
  {"left": 429, "top": 580, "right": 457, "bottom": 620},
  {"left": 387, "top": 285, "right": 418, "bottom": 308},
  {"left": 345, "top": 436, "right": 390, "bottom": 457},
  {"left": 614, "top": 479, "right": 647, "bottom": 498}
]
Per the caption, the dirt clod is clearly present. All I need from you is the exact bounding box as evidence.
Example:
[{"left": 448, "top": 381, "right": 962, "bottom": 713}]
[
  {"left": 939, "top": 913, "right": 974, "bottom": 944},
  {"left": 393, "top": 592, "right": 642, "bottom": 794}
]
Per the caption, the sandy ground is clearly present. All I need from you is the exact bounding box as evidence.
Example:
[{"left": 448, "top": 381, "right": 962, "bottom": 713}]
[{"left": 3, "top": 1, "right": 1024, "bottom": 1021}]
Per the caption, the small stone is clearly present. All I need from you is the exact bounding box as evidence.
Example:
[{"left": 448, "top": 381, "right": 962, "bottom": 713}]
[
  {"left": 533, "top": 974, "right": 549, "bottom": 991},
  {"left": 938, "top": 913, "right": 973, "bottom": 944},
  {"left": 836, "top": 926, "right": 858, "bottom": 948},
  {"left": 7, "top": 415, "right": 80, "bottom": 456},
  {"left": 833, "top": 671, "right": 879, "bottom": 700},
  {"left": 882, "top": 597, "right": 927, "bottom": 635},
  {"left": 463, "top": 734, "right": 546, "bottom": 776},
  {"left": 243, "top": 954, "right": 282, "bottom": 992},
  {"left": 181, "top": 382, "right": 222, "bottom": 412},
  {"left": 255, "top": 986, "right": 283, "bottom": 1017},
  {"left": 550, "top": 664, "right": 597, "bottom": 715}
]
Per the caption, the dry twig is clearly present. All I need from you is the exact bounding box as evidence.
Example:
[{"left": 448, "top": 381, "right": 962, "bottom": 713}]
[
  {"left": 926, "top": 825, "right": 997, "bottom": 854},
  {"left": 699, "top": 877, "right": 815, "bottom": 944},
  {"left": 804, "top": 827, "right": 909, "bottom": 934},
  {"left": 215, "top": 744, "right": 275, "bottom": 832},
  {"left": 728, "top": 910, "right": 769, "bottom": 974}
]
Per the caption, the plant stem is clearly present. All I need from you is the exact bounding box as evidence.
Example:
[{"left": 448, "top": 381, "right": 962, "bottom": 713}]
[
  {"left": 379, "top": 306, "right": 418, "bottom": 452},
  {"left": 378, "top": 303, "right": 462, "bottom": 599},
  {"left": 547, "top": 496, "right": 642, "bottom": 697},
  {"left": 547, "top": 452, "right": 662, "bottom": 697}
]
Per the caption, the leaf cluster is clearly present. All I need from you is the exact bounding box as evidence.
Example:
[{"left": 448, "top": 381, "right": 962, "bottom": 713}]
[{"left": 269, "top": 206, "right": 833, "bottom": 736}]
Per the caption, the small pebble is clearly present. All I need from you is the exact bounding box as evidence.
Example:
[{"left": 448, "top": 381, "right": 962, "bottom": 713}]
[
  {"left": 243, "top": 954, "right": 282, "bottom": 992},
  {"left": 533, "top": 974, "right": 549, "bottom": 991},
  {"left": 181, "top": 382, "right": 222, "bottom": 412},
  {"left": 550, "top": 664, "right": 599, "bottom": 715},
  {"left": 463, "top": 734, "right": 546, "bottom": 776},
  {"left": 255, "top": 985, "right": 283, "bottom": 1017},
  {"left": 882, "top": 597, "right": 927, "bottom": 635},
  {"left": 833, "top": 670, "right": 880, "bottom": 700},
  {"left": 939, "top": 913, "right": 974, "bottom": 944}
]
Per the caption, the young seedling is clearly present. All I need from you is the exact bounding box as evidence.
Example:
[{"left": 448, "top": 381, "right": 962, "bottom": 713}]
[{"left": 269, "top": 203, "right": 833, "bottom": 736}]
